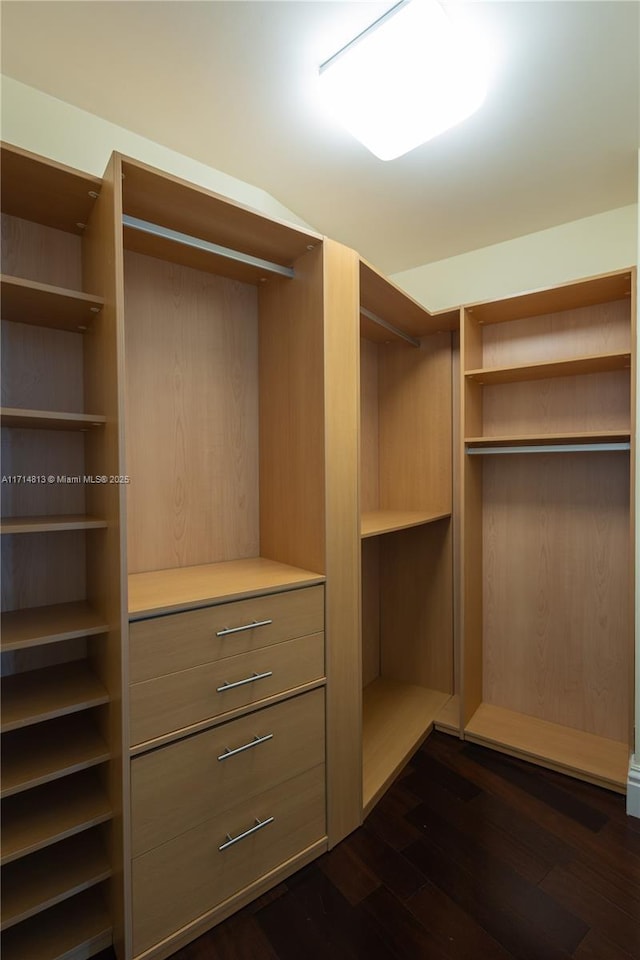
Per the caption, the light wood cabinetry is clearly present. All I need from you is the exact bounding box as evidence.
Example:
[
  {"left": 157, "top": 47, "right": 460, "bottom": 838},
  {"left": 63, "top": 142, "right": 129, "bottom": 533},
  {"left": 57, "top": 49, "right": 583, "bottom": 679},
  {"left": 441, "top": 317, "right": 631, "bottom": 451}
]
[
  {"left": 358, "top": 260, "right": 458, "bottom": 815},
  {"left": 0, "top": 144, "right": 126, "bottom": 960},
  {"left": 461, "top": 270, "right": 635, "bottom": 791},
  {"left": 1, "top": 142, "right": 634, "bottom": 960}
]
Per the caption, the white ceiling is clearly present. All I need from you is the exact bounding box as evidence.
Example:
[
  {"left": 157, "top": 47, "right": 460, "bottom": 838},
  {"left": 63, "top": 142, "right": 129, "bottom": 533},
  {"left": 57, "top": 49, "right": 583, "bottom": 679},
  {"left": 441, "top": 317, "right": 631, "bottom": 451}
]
[{"left": 1, "top": 1, "right": 638, "bottom": 274}]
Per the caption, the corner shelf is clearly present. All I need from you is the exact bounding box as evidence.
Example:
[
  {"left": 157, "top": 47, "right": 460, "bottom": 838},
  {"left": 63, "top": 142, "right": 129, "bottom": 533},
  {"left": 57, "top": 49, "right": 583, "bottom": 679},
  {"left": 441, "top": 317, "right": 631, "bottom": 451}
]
[
  {"left": 1, "top": 830, "right": 111, "bottom": 931},
  {"left": 465, "top": 703, "right": 629, "bottom": 793},
  {"left": 1, "top": 662, "right": 109, "bottom": 732},
  {"left": 465, "top": 351, "right": 631, "bottom": 385},
  {"left": 0, "top": 143, "right": 101, "bottom": 235},
  {"left": 362, "top": 677, "right": 450, "bottom": 816},
  {"left": 0, "top": 275, "right": 104, "bottom": 332},
  {"left": 0, "top": 885, "right": 111, "bottom": 960},
  {"left": 1, "top": 516, "right": 108, "bottom": 535},
  {"left": 1, "top": 602, "right": 108, "bottom": 653},
  {"left": 1, "top": 715, "right": 110, "bottom": 798},
  {"left": 361, "top": 509, "right": 451, "bottom": 539},
  {"left": 1, "top": 408, "right": 106, "bottom": 430},
  {"left": 1, "top": 770, "right": 111, "bottom": 865}
]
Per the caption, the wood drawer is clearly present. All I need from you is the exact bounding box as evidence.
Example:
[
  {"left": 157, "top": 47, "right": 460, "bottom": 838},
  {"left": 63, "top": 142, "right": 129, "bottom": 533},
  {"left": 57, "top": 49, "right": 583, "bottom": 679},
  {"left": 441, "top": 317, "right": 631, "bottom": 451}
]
[
  {"left": 130, "top": 631, "right": 324, "bottom": 746},
  {"left": 132, "top": 763, "right": 325, "bottom": 956},
  {"left": 129, "top": 585, "right": 324, "bottom": 682},
  {"left": 131, "top": 688, "right": 325, "bottom": 856}
]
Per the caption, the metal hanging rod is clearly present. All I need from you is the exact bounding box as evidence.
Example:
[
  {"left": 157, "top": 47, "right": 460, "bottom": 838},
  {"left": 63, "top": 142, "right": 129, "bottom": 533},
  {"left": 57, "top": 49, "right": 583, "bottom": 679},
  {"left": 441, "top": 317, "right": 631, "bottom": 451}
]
[
  {"left": 360, "top": 307, "right": 420, "bottom": 348},
  {"left": 466, "top": 443, "right": 631, "bottom": 455},
  {"left": 122, "top": 215, "right": 295, "bottom": 279}
]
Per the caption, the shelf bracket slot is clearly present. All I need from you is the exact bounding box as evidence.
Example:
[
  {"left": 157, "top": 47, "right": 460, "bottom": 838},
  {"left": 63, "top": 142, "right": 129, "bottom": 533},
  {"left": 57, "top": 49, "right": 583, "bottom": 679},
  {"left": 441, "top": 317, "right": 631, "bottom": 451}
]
[
  {"left": 122, "top": 215, "right": 295, "bottom": 279},
  {"left": 466, "top": 442, "right": 631, "bottom": 455},
  {"left": 360, "top": 307, "right": 420, "bottom": 348}
]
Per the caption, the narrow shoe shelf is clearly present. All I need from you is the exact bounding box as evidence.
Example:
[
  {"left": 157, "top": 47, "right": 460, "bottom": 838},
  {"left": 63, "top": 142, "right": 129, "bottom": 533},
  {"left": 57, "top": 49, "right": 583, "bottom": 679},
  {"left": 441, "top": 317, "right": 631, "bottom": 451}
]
[
  {"left": 0, "top": 274, "right": 104, "bottom": 331},
  {"left": 1, "top": 407, "right": 106, "bottom": 430},
  {"left": 1, "top": 830, "right": 111, "bottom": 931},
  {"left": 1, "top": 601, "right": 108, "bottom": 652},
  {"left": 361, "top": 509, "right": 451, "bottom": 539},
  {"left": 1, "top": 661, "right": 109, "bottom": 732},
  {"left": 0, "top": 885, "right": 112, "bottom": 960},
  {"left": 0, "top": 515, "right": 108, "bottom": 534},
  {"left": 1, "top": 770, "right": 111, "bottom": 865}
]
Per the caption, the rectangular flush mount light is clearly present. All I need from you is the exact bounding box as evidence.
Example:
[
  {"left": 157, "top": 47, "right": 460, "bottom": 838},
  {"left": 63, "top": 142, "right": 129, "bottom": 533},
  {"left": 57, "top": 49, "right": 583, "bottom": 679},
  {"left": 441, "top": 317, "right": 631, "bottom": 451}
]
[{"left": 319, "top": 0, "right": 490, "bottom": 161}]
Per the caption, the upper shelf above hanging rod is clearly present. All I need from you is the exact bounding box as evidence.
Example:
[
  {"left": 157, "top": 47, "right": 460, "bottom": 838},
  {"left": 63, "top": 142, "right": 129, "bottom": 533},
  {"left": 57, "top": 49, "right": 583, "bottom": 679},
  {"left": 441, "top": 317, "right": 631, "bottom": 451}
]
[
  {"left": 360, "top": 306, "right": 420, "bottom": 348},
  {"left": 466, "top": 442, "right": 631, "bottom": 455},
  {"left": 122, "top": 215, "right": 295, "bottom": 280}
]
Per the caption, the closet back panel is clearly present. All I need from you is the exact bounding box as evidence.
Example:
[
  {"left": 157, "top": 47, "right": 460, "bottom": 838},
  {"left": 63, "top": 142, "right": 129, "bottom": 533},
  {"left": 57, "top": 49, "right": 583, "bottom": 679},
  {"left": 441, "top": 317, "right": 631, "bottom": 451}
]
[
  {"left": 378, "top": 332, "right": 452, "bottom": 514},
  {"left": 1, "top": 215, "right": 83, "bottom": 289},
  {"left": 482, "top": 452, "right": 629, "bottom": 742},
  {"left": 380, "top": 522, "right": 453, "bottom": 692},
  {"left": 480, "top": 372, "right": 630, "bottom": 436},
  {"left": 479, "top": 300, "right": 630, "bottom": 367},
  {"left": 124, "top": 250, "right": 259, "bottom": 573}
]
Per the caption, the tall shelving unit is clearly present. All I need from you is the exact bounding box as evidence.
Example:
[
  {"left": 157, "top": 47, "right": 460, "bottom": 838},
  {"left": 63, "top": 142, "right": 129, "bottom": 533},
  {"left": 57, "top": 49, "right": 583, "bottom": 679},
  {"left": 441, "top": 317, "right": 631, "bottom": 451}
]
[
  {"left": 0, "top": 145, "right": 126, "bottom": 959},
  {"left": 460, "top": 270, "right": 635, "bottom": 791},
  {"left": 358, "top": 260, "right": 459, "bottom": 814}
]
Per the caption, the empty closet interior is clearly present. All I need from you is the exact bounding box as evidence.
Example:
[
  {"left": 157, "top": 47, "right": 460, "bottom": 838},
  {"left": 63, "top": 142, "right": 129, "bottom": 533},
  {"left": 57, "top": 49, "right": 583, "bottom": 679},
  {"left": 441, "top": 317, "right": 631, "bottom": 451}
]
[
  {"left": 358, "top": 260, "right": 458, "bottom": 813},
  {"left": 461, "top": 271, "right": 635, "bottom": 791}
]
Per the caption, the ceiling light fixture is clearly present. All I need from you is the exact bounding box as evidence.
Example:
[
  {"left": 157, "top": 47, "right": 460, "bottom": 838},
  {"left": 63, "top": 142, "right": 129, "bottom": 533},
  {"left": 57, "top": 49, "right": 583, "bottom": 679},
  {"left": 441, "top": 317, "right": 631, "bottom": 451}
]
[{"left": 318, "top": 0, "right": 491, "bottom": 161}]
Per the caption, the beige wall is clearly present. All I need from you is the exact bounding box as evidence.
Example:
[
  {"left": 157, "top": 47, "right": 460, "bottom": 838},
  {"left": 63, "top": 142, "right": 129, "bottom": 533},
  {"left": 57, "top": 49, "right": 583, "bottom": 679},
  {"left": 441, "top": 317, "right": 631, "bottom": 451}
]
[
  {"left": 0, "top": 76, "right": 312, "bottom": 228},
  {"left": 392, "top": 204, "right": 637, "bottom": 312}
]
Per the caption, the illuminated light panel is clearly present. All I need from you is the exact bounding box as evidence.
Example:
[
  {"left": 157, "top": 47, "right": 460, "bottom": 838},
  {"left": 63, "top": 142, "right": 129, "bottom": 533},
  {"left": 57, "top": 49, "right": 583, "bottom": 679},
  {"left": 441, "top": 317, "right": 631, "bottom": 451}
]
[{"left": 319, "top": 0, "right": 492, "bottom": 161}]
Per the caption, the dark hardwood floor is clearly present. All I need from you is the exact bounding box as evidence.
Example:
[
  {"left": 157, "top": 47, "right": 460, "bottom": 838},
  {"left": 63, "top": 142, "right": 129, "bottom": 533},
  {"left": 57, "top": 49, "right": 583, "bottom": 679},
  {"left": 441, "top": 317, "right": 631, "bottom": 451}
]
[{"left": 98, "top": 732, "right": 640, "bottom": 960}]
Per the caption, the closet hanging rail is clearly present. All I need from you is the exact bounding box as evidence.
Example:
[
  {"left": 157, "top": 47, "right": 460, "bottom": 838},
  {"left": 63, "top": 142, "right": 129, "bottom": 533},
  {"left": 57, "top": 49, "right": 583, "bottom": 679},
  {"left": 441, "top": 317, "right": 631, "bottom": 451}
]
[
  {"left": 122, "top": 215, "right": 295, "bottom": 279},
  {"left": 466, "top": 442, "right": 631, "bottom": 455},
  {"left": 360, "top": 307, "right": 420, "bottom": 348}
]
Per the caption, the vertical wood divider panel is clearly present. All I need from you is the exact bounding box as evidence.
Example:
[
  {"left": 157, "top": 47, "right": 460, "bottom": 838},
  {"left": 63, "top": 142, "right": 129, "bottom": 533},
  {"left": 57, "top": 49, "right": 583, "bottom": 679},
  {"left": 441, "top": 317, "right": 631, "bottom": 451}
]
[
  {"left": 451, "top": 327, "right": 462, "bottom": 722},
  {"left": 629, "top": 268, "right": 637, "bottom": 751},
  {"left": 359, "top": 338, "right": 380, "bottom": 513},
  {"left": 258, "top": 244, "right": 325, "bottom": 574},
  {"left": 82, "top": 152, "right": 131, "bottom": 960},
  {"left": 322, "top": 240, "right": 362, "bottom": 845},
  {"left": 460, "top": 309, "right": 484, "bottom": 726}
]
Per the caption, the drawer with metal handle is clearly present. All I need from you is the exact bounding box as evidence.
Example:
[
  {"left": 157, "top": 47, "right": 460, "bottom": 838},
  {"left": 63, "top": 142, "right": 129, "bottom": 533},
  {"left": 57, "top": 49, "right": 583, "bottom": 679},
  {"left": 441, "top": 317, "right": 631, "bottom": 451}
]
[
  {"left": 130, "top": 630, "right": 324, "bottom": 746},
  {"left": 129, "top": 584, "right": 324, "bottom": 682},
  {"left": 132, "top": 763, "right": 325, "bottom": 955},
  {"left": 131, "top": 688, "right": 325, "bottom": 855}
]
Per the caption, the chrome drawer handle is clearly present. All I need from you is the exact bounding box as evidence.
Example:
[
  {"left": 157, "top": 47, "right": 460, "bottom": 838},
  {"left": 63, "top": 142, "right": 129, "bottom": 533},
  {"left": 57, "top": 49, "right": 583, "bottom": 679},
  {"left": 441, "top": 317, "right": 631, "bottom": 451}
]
[
  {"left": 219, "top": 816, "right": 275, "bottom": 851},
  {"left": 217, "top": 733, "right": 273, "bottom": 761},
  {"left": 216, "top": 618, "right": 273, "bottom": 637},
  {"left": 216, "top": 670, "right": 273, "bottom": 692}
]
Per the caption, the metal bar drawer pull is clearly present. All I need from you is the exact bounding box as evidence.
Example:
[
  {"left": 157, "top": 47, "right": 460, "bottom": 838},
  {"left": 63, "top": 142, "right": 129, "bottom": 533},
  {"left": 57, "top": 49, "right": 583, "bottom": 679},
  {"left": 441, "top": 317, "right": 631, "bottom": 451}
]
[
  {"left": 216, "top": 618, "right": 273, "bottom": 637},
  {"left": 217, "top": 733, "right": 273, "bottom": 761},
  {"left": 219, "top": 816, "right": 275, "bottom": 851},
  {"left": 216, "top": 671, "right": 273, "bottom": 693}
]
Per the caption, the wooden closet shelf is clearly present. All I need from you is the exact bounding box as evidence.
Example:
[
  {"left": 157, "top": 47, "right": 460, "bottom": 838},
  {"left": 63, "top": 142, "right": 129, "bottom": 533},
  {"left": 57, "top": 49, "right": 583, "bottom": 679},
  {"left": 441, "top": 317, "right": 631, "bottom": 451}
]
[
  {"left": 1, "top": 714, "right": 110, "bottom": 798},
  {"left": 1, "top": 601, "right": 108, "bottom": 652},
  {"left": 361, "top": 509, "right": 451, "bottom": 539},
  {"left": 359, "top": 258, "right": 459, "bottom": 337},
  {"left": 1, "top": 407, "right": 106, "bottom": 430},
  {"left": 0, "top": 275, "right": 104, "bottom": 331},
  {"left": 363, "top": 678, "right": 450, "bottom": 816},
  {"left": 128, "top": 556, "right": 325, "bottom": 618},
  {"left": 121, "top": 155, "right": 321, "bottom": 272},
  {"left": 464, "top": 430, "right": 632, "bottom": 448},
  {"left": 1, "top": 770, "right": 111, "bottom": 865},
  {"left": 465, "top": 351, "right": 631, "bottom": 385},
  {"left": 465, "top": 703, "right": 629, "bottom": 792},
  {"left": 465, "top": 270, "right": 633, "bottom": 325},
  {"left": 0, "top": 884, "right": 111, "bottom": 960},
  {"left": 1, "top": 830, "right": 111, "bottom": 931},
  {"left": 0, "top": 142, "right": 102, "bottom": 235},
  {"left": 1, "top": 515, "right": 108, "bottom": 534},
  {"left": 1, "top": 661, "right": 109, "bottom": 732}
]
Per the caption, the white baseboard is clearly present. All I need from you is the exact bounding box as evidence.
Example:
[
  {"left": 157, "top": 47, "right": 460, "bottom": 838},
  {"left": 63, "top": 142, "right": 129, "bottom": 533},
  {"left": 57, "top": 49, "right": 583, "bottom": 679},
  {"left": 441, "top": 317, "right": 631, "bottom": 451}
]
[{"left": 627, "top": 755, "right": 640, "bottom": 818}]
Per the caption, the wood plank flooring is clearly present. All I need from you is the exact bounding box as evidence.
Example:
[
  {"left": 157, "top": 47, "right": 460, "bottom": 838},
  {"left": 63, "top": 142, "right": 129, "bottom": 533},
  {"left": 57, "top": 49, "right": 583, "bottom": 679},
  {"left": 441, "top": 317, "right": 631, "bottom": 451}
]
[{"left": 95, "top": 732, "right": 640, "bottom": 959}]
